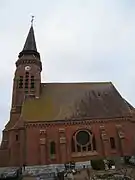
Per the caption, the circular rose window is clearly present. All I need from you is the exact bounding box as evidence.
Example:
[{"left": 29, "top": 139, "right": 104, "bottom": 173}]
[{"left": 76, "top": 130, "right": 90, "bottom": 146}]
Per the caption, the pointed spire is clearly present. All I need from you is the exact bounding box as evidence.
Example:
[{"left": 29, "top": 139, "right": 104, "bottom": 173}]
[
  {"left": 23, "top": 25, "right": 37, "bottom": 51},
  {"left": 18, "top": 17, "right": 40, "bottom": 59}
]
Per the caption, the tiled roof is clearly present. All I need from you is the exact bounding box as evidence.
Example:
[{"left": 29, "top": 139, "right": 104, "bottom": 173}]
[{"left": 22, "top": 82, "right": 133, "bottom": 122}]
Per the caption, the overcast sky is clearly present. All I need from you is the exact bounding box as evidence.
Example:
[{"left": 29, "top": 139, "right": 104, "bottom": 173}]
[{"left": 0, "top": 0, "right": 135, "bottom": 138}]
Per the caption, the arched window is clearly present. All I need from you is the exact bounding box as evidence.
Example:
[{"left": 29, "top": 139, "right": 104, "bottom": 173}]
[
  {"left": 50, "top": 141, "right": 56, "bottom": 155},
  {"left": 110, "top": 137, "right": 116, "bottom": 149},
  {"left": 71, "top": 130, "right": 96, "bottom": 153}
]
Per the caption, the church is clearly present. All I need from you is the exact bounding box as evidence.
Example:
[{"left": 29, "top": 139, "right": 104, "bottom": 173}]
[{"left": 0, "top": 23, "right": 135, "bottom": 167}]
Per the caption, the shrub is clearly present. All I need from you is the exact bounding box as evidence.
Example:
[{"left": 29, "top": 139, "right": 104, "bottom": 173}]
[
  {"left": 108, "top": 159, "right": 115, "bottom": 165},
  {"left": 124, "top": 156, "right": 131, "bottom": 164},
  {"left": 107, "top": 159, "right": 115, "bottom": 169},
  {"left": 91, "top": 159, "right": 105, "bottom": 170}
]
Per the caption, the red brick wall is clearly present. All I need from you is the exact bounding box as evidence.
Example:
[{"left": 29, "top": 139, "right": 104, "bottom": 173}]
[
  {"left": 12, "top": 62, "right": 41, "bottom": 108},
  {"left": 0, "top": 149, "right": 9, "bottom": 167},
  {"left": 24, "top": 119, "right": 135, "bottom": 166},
  {"left": 8, "top": 130, "right": 20, "bottom": 166},
  {"left": 1, "top": 118, "right": 135, "bottom": 167}
]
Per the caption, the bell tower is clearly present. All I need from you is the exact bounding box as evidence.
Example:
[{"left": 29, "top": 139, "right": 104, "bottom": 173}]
[
  {"left": 11, "top": 21, "right": 42, "bottom": 113},
  {"left": 0, "top": 20, "right": 42, "bottom": 167}
]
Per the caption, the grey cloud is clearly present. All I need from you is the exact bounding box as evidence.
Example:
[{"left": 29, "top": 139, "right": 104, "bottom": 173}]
[{"left": 0, "top": 0, "right": 135, "bottom": 139}]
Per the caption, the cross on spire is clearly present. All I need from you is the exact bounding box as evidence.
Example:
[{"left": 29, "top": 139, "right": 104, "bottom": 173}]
[
  {"left": 18, "top": 16, "right": 41, "bottom": 60},
  {"left": 31, "top": 15, "right": 34, "bottom": 26},
  {"left": 18, "top": 16, "right": 39, "bottom": 58}
]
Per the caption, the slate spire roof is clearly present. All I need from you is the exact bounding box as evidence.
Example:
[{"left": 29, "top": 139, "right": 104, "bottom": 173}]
[
  {"left": 18, "top": 24, "right": 40, "bottom": 59},
  {"left": 23, "top": 25, "right": 37, "bottom": 51}
]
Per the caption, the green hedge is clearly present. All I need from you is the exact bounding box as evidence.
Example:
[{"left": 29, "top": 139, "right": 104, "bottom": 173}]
[{"left": 91, "top": 159, "right": 105, "bottom": 170}]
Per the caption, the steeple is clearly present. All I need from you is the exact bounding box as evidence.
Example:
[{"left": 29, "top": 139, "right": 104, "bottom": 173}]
[
  {"left": 23, "top": 25, "right": 37, "bottom": 52},
  {"left": 13, "top": 19, "right": 42, "bottom": 109},
  {"left": 18, "top": 19, "right": 40, "bottom": 59}
]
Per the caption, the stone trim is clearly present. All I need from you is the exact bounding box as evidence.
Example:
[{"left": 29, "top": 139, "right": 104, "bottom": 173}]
[
  {"left": 100, "top": 125, "right": 108, "bottom": 141},
  {"left": 24, "top": 116, "right": 131, "bottom": 128},
  {"left": 59, "top": 128, "right": 65, "bottom": 133},
  {"left": 71, "top": 151, "right": 98, "bottom": 157},
  {"left": 115, "top": 124, "right": 125, "bottom": 139},
  {"left": 60, "top": 137, "right": 66, "bottom": 144},
  {"left": 39, "top": 130, "right": 46, "bottom": 135},
  {"left": 40, "top": 138, "right": 46, "bottom": 145}
]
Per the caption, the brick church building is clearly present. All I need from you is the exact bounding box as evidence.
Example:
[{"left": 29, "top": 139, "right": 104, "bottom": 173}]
[{"left": 0, "top": 24, "right": 135, "bottom": 167}]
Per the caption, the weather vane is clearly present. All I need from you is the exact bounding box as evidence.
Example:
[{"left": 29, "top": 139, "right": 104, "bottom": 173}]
[{"left": 31, "top": 15, "right": 34, "bottom": 26}]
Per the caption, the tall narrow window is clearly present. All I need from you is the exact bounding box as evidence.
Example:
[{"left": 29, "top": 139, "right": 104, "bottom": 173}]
[
  {"left": 88, "top": 144, "right": 91, "bottom": 151},
  {"left": 92, "top": 136, "right": 96, "bottom": 150},
  {"left": 110, "top": 137, "right": 116, "bottom": 149},
  {"left": 50, "top": 141, "right": 56, "bottom": 155},
  {"left": 25, "top": 72, "right": 29, "bottom": 89},
  {"left": 25, "top": 72, "right": 29, "bottom": 78},
  {"left": 31, "top": 76, "right": 35, "bottom": 89},
  {"left": 77, "top": 144, "right": 81, "bottom": 152},
  {"left": 25, "top": 79, "right": 28, "bottom": 89},
  {"left": 71, "top": 137, "right": 75, "bottom": 152},
  {"left": 19, "top": 76, "right": 23, "bottom": 88},
  {"left": 16, "top": 134, "right": 19, "bottom": 141}
]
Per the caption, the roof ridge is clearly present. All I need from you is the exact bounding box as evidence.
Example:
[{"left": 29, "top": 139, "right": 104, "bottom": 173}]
[{"left": 41, "top": 81, "right": 112, "bottom": 84}]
